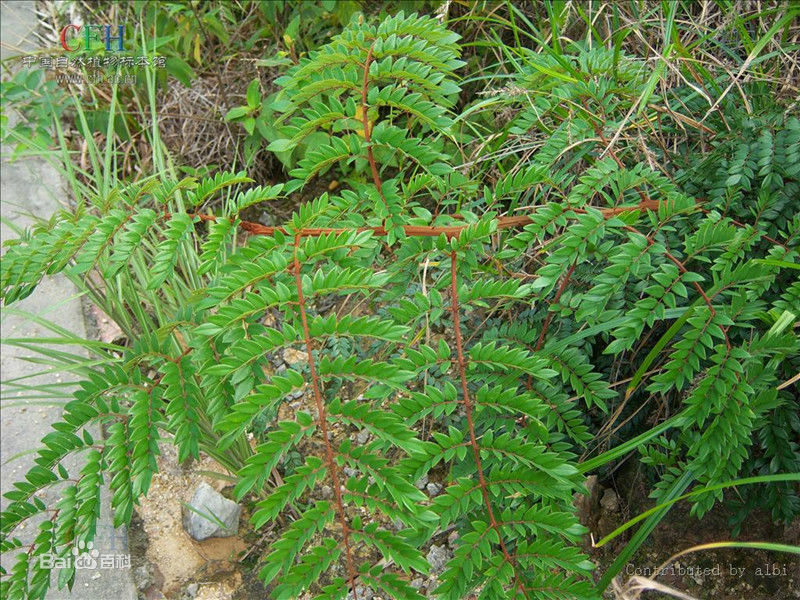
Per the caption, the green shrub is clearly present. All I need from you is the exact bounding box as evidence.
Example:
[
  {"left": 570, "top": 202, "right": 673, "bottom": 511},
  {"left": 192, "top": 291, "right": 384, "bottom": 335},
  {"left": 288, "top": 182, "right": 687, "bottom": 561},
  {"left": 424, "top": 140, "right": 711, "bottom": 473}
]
[{"left": 2, "top": 5, "right": 798, "bottom": 600}]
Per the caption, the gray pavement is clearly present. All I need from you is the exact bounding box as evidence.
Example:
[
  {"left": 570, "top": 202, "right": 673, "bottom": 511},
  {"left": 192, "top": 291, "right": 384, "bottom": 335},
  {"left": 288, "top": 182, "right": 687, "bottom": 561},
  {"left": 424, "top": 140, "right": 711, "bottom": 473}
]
[{"left": 1, "top": 2, "right": 136, "bottom": 598}]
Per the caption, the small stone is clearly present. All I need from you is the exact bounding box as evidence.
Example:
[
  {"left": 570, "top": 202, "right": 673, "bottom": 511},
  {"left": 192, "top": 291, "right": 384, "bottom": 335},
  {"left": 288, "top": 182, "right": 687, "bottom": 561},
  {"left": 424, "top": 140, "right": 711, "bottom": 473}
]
[
  {"left": 346, "top": 585, "right": 374, "bottom": 600},
  {"left": 186, "top": 583, "right": 199, "bottom": 597},
  {"left": 415, "top": 474, "right": 428, "bottom": 490},
  {"left": 259, "top": 211, "right": 276, "bottom": 227},
  {"left": 447, "top": 530, "right": 459, "bottom": 547},
  {"left": 133, "top": 565, "right": 153, "bottom": 591},
  {"left": 392, "top": 518, "right": 404, "bottom": 531},
  {"left": 355, "top": 428, "right": 370, "bottom": 445},
  {"left": 321, "top": 485, "right": 334, "bottom": 499},
  {"left": 426, "top": 482, "right": 442, "bottom": 496},
  {"left": 182, "top": 482, "right": 241, "bottom": 541},
  {"left": 283, "top": 348, "right": 306, "bottom": 365},
  {"left": 600, "top": 488, "right": 619, "bottom": 512},
  {"left": 426, "top": 544, "right": 452, "bottom": 574},
  {"left": 343, "top": 467, "right": 359, "bottom": 478},
  {"left": 410, "top": 578, "right": 424, "bottom": 589}
]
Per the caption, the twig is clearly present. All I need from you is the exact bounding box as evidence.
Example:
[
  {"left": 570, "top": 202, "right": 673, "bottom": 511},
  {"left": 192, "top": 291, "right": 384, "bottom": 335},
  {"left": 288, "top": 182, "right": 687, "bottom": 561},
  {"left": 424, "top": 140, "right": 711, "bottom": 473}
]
[
  {"left": 292, "top": 234, "right": 359, "bottom": 599},
  {"left": 184, "top": 198, "right": 669, "bottom": 239},
  {"left": 449, "top": 251, "right": 530, "bottom": 600},
  {"left": 534, "top": 261, "right": 576, "bottom": 352},
  {"left": 361, "top": 43, "right": 388, "bottom": 223}
]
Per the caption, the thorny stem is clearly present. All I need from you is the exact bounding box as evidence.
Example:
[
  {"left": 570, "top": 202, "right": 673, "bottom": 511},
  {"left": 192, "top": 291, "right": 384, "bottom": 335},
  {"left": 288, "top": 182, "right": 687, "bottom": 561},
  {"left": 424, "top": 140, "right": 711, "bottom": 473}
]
[
  {"left": 362, "top": 43, "right": 389, "bottom": 224},
  {"left": 292, "top": 234, "right": 359, "bottom": 599},
  {"left": 449, "top": 251, "right": 530, "bottom": 600}
]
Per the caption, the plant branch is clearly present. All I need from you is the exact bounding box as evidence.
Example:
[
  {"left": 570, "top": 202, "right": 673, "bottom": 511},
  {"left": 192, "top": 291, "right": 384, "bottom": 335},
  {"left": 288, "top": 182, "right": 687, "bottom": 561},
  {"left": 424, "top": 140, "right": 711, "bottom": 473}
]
[
  {"left": 361, "top": 43, "right": 388, "bottom": 222},
  {"left": 186, "top": 198, "right": 668, "bottom": 239},
  {"left": 535, "top": 261, "right": 577, "bottom": 352},
  {"left": 292, "top": 234, "right": 359, "bottom": 599},
  {"left": 449, "top": 251, "right": 530, "bottom": 600}
]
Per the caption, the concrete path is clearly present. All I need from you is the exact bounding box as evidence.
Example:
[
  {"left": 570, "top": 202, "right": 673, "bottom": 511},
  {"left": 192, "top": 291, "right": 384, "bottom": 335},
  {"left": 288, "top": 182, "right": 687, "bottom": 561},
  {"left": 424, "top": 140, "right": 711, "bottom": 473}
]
[{"left": 1, "top": 2, "right": 137, "bottom": 598}]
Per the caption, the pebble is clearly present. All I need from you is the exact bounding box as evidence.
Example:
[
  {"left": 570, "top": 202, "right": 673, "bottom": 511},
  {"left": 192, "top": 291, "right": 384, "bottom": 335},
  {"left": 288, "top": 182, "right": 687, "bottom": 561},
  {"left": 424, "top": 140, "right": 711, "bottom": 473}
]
[
  {"left": 600, "top": 488, "right": 619, "bottom": 512},
  {"left": 355, "top": 429, "right": 370, "bottom": 445},
  {"left": 133, "top": 565, "right": 152, "bottom": 591},
  {"left": 283, "top": 348, "right": 306, "bottom": 364},
  {"left": 414, "top": 474, "right": 428, "bottom": 490},
  {"left": 182, "top": 482, "right": 241, "bottom": 541},
  {"left": 426, "top": 482, "right": 442, "bottom": 496},
  {"left": 346, "top": 585, "right": 375, "bottom": 600},
  {"left": 426, "top": 544, "right": 452, "bottom": 574}
]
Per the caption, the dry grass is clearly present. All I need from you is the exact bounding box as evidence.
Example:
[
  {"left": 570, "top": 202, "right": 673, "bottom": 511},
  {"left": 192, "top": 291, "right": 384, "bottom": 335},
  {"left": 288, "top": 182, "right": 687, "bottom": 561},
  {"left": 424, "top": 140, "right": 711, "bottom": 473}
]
[{"left": 156, "top": 56, "right": 278, "bottom": 181}]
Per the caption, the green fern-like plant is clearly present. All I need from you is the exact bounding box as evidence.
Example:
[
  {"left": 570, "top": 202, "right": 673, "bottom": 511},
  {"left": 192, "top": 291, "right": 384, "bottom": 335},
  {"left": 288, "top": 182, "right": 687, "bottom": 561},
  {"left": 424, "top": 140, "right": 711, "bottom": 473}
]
[{"left": 2, "top": 8, "right": 799, "bottom": 600}]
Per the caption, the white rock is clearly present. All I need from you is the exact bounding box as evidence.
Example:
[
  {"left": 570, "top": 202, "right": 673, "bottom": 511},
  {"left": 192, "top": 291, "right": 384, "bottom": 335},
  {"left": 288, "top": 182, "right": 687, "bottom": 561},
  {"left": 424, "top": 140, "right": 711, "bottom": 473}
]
[
  {"left": 283, "top": 348, "right": 306, "bottom": 364},
  {"left": 182, "top": 482, "right": 241, "bottom": 541},
  {"left": 426, "top": 482, "right": 442, "bottom": 496},
  {"left": 426, "top": 544, "right": 452, "bottom": 574},
  {"left": 355, "top": 428, "right": 370, "bottom": 445}
]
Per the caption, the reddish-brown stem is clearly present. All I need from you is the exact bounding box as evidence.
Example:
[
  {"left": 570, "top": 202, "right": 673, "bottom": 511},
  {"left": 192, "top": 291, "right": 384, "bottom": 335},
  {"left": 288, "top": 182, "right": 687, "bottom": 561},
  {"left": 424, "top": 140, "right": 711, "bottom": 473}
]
[
  {"left": 361, "top": 44, "right": 388, "bottom": 222},
  {"left": 450, "top": 252, "right": 530, "bottom": 600},
  {"left": 663, "top": 251, "right": 715, "bottom": 314},
  {"left": 186, "top": 200, "right": 666, "bottom": 239},
  {"left": 663, "top": 250, "right": 729, "bottom": 349},
  {"left": 292, "top": 234, "right": 359, "bottom": 599},
  {"left": 27, "top": 508, "right": 60, "bottom": 558},
  {"left": 534, "top": 261, "right": 576, "bottom": 352},
  {"left": 624, "top": 218, "right": 728, "bottom": 351},
  {"left": 697, "top": 209, "right": 788, "bottom": 249},
  {"left": 582, "top": 100, "right": 660, "bottom": 211}
]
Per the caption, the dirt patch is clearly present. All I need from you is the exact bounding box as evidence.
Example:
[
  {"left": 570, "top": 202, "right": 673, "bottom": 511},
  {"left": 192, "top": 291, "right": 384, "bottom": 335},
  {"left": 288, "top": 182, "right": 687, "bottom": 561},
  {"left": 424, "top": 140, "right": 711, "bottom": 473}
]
[
  {"left": 582, "top": 464, "right": 800, "bottom": 600},
  {"left": 131, "top": 439, "right": 247, "bottom": 600}
]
